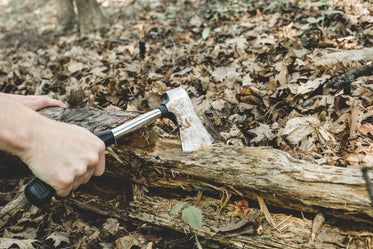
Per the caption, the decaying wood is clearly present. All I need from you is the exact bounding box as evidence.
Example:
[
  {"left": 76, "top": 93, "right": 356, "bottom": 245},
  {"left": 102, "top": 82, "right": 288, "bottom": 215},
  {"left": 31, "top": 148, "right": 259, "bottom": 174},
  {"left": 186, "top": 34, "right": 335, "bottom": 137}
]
[
  {"left": 68, "top": 189, "right": 353, "bottom": 249},
  {"left": 0, "top": 190, "right": 30, "bottom": 228},
  {"left": 1, "top": 107, "right": 373, "bottom": 247},
  {"left": 129, "top": 145, "right": 373, "bottom": 223},
  {"left": 325, "top": 62, "right": 373, "bottom": 94}
]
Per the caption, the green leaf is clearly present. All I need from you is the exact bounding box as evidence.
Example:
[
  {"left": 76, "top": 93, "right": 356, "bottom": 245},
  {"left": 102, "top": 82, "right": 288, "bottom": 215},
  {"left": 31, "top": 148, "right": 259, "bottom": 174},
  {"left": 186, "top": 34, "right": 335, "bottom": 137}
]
[
  {"left": 169, "top": 202, "right": 187, "bottom": 215},
  {"left": 316, "top": 17, "right": 324, "bottom": 23},
  {"left": 202, "top": 27, "right": 211, "bottom": 40},
  {"left": 307, "top": 17, "right": 318, "bottom": 24},
  {"left": 311, "top": 1, "right": 328, "bottom": 7},
  {"left": 301, "top": 23, "right": 312, "bottom": 30},
  {"left": 214, "top": 27, "right": 222, "bottom": 33},
  {"left": 322, "top": 10, "right": 344, "bottom": 16},
  {"left": 182, "top": 206, "right": 203, "bottom": 231},
  {"left": 191, "top": 183, "right": 212, "bottom": 192}
]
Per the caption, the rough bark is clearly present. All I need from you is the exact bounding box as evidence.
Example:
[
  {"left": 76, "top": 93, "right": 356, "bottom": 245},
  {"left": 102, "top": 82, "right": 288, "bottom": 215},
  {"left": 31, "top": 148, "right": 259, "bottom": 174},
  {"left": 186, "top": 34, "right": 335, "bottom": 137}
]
[
  {"left": 75, "top": 0, "right": 107, "bottom": 33},
  {"left": 1, "top": 107, "right": 373, "bottom": 248},
  {"left": 56, "top": 0, "right": 76, "bottom": 32},
  {"left": 56, "top": 0, "right": 106, "bottom": 33}
]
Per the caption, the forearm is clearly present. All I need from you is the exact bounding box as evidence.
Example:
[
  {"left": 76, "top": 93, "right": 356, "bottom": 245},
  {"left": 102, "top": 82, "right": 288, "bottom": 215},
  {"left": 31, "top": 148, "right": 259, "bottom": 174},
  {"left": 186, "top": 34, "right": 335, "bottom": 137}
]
[{"left": 0, "top": 93, "right": 43, "bottom": 156}]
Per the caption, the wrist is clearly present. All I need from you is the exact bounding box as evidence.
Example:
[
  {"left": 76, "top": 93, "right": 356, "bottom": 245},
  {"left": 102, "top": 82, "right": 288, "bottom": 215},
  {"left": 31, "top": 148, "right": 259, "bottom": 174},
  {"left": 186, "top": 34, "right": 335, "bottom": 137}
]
[{"left": 11, "top": 113, "right": 47, "bottom": 157}]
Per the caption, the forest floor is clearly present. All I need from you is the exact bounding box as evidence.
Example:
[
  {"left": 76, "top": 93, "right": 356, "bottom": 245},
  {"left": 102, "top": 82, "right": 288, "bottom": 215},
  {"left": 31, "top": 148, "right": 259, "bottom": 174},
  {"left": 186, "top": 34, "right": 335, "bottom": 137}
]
[{"left": 1, "top": 0, "right": 373, "bottom": 248}]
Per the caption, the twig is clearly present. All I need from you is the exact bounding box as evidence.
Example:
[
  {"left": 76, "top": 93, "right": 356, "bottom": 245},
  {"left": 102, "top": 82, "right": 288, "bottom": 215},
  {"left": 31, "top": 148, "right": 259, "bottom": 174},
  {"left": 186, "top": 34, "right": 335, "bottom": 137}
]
[
  {"left": 0, "top": 191, "right": 31, "bottom": 229},
  {"left": 325, "top": 62, "right": 373, "bottom": 94},
  {"left": 362, "top": 165, "right": 373, "bottom": 207},
  {"left": 274, "top": 215, "right": 293, "bottom": 231},
  {"left": 217, "top": 191, "right": 231, "bottom": 215},
  {"left": 257, "top": 195, "right": 278, "bottom": 231}
]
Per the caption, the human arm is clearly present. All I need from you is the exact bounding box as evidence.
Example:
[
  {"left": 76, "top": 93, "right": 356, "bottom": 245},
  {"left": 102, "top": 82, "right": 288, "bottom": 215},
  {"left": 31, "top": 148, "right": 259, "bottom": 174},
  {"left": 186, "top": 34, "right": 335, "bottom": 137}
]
[{"left": 0, "top": 94, "right": 105, "bottom": 197}]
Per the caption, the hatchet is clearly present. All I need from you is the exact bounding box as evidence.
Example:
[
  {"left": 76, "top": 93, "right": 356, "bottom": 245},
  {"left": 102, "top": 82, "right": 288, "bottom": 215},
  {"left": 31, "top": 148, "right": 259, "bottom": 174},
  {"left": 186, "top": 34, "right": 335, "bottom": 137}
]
[{"left": 25, "top": 87, "right": 214, "bottom": 207}]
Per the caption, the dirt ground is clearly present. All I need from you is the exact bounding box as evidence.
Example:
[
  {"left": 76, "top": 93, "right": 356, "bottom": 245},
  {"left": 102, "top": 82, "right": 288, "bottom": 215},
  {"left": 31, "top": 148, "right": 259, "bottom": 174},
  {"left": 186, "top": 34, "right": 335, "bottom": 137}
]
[{"left": 1, "top": 0, "right": 373, "bottom": 248}]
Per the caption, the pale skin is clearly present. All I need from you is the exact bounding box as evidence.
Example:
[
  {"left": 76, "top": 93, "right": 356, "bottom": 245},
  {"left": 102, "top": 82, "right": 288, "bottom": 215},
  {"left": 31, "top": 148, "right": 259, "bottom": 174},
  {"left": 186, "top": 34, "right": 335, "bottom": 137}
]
[{"left": 0, "top": 93, "right": 105, "bottom": 197}]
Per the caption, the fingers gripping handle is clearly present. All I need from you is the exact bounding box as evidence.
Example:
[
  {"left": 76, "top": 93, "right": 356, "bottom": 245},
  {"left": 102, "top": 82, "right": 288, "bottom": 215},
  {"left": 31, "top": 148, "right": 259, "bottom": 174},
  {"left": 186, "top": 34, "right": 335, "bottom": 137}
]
[{"left": 24, "top": 130, "right": 115, "bottom": 207}]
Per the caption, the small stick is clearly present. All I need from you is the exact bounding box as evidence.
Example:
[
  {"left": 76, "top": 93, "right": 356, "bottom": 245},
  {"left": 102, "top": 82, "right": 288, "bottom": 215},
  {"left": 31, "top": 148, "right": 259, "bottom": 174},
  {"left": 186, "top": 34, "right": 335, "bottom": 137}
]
[
  {"left": 362, "top": 166, "right": 373, "bottom": 207},
  {"left": 0, "top": 191, "right": 31, "bottom": 229},
  {"left": 325, "top": 62, "right": 373, "bottom": 94}
]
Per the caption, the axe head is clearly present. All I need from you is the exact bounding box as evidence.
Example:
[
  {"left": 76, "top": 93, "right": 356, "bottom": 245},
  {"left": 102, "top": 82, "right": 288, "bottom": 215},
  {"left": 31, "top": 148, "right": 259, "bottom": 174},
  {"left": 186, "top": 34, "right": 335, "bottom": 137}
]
[{"left": 161, "top": 87, "right": 214, "bottom": 152}]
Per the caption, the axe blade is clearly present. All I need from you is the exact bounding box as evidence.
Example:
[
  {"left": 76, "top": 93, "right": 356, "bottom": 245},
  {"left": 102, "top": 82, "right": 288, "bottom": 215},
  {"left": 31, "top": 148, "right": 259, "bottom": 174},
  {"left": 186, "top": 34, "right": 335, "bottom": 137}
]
[{"left": 162, "top": 87, "right": 214, "bottom": 152}]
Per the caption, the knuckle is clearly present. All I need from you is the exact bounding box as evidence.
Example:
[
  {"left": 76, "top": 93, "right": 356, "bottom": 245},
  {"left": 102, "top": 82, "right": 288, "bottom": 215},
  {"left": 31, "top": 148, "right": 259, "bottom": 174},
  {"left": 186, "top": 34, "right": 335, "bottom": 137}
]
[
  {"left": 57, "top": 174, "right": 74, "bottom": 188},
  {"left": 88, "top": 152, "right": 100, "bottom": 166},
  {"left": 73, "top": 164, "right": 87, "bottom": 177},
  {"left": 54, "top": 178, "right": 72, "bottom": 197}
]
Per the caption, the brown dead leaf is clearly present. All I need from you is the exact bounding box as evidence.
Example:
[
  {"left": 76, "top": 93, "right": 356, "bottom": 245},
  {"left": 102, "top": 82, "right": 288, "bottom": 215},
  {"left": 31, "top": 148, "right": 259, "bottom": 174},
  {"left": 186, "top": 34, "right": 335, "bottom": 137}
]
[
  {"left": 314, "top": 48, "right": 373, "bottom": 66},
  {"left": 212, "top": 65, "right": 240, "bottom": 88},
  {"left": 227, "top": 199, "right": 250, "bottom": 218},
  {"left": 115, "top": 235, "right": 140, "bottom": 249},
  {"left": 358, "top": 123, "right": 373, "bottom": 136},
  {"left": 268, "top": 76, "right": 277, "bottom": 91},
  {"left": 281, "top": 116, "right": 320, "bottom": 146},
  {"left": 311, "top": 212, "right": 325, "bottom": 241},
  {"left": 296, "top": 75, "right": 330, "bottom": 95},
  {"left": 67, "top": 61, "right": 85, "bottom": 74},
  {"left": 3, "top": 227, "right": 37, "bottom": 240},
  {"left": 46, "top": 231, "right": 70, "bottom": 248},
  {"left": 0, "top": 238, "right": 37, "bottom": 249},
  {"left": 350, "top": 100, "right": 373, "bottom": 137},
  {"left": 257, "top": 195, "right": 276, "bottom": 229},
  {"left": 248, "top": 123, "right": 275, "bottom": 145},
  {"left": 103, "top": 218, "right": 120, "bottom": 236},
  {"left": 174, "top": 32, "right": 194, "bottom": 42},
  {"left": 275, "top": 69, "right": 287, "bottom": 86},
  {"left": 256, "top": 34, "right": 277, "bottom": 45}
]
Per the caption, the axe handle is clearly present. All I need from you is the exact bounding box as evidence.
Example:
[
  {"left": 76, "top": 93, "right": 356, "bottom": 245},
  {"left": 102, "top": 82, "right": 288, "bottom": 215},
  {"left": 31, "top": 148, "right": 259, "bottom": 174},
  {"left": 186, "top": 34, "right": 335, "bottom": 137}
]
[
  {"left": 25, "top": 107, "right": 165, "bottom": 207},
  {"left": 111, "top": 108, "right": 163, "bottom": 139}
]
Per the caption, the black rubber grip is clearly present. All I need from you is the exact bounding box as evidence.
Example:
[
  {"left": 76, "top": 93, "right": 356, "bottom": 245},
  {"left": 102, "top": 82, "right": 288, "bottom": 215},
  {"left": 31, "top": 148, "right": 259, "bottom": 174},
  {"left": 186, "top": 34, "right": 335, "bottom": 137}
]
[
  {"left": 94, "top": 130, "right": 115, "bottom": 147},
  {"left": 25, "top": 177, "right": 55, "bottom": 207},
  {"left": 25, "top": 130, "right": 115, "bottom": 207}
]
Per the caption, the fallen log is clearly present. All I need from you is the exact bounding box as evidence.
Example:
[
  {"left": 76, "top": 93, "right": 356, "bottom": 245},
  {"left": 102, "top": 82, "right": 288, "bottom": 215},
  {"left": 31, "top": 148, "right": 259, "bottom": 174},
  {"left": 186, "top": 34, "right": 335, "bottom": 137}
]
[
  {"left": 1, "top": 107, "right": 373, "bottom": 248},
  {"left": 68, "top": 188, "right": 355, "bottom": 249}
]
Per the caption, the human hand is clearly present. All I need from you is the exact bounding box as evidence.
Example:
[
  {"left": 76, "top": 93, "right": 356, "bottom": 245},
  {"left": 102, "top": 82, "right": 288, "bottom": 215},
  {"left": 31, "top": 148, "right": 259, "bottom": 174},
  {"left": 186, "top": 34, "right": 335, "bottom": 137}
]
[
  {"left": 19, "top": 115, "right": 105, "bottom": 197},
  {"left": 0, "top": 94, "right": 105, "bottom": 197},
  {"left": 4, "top": 94, "right": 66, "bottom": 111}
]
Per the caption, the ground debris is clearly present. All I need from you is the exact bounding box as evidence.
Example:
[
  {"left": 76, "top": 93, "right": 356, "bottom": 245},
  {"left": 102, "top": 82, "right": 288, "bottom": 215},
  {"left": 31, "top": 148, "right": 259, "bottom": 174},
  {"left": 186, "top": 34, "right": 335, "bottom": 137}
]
[{"left": 1, "top": 0, "right": 373, "bottom": 248}]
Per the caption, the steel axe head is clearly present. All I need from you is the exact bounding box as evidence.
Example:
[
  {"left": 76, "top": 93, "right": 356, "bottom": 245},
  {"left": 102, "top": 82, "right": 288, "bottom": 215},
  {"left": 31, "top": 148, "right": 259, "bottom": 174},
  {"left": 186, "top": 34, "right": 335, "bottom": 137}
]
[{"left": 161, "top": 87, "right": 214, "bottom": 152}]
